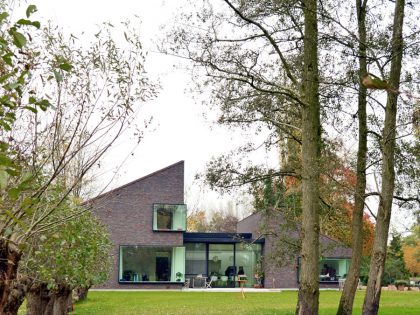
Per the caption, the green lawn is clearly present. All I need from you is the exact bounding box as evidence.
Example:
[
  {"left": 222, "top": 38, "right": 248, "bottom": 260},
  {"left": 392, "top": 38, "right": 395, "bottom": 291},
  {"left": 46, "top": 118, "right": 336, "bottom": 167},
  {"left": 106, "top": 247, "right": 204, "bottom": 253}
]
[{"left": 68, "top": 290, "right": 420, "bottom": 315}]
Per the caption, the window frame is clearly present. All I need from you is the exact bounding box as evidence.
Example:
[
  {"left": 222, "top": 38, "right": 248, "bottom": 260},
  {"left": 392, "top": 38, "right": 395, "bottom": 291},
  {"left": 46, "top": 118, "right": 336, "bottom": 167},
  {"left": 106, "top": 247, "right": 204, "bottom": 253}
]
[
  {"left": 118, "top": 245, "right": 186, "bottom": 284},
  {"left": 296, "top": 256, "right": 351, "bottom": 284},
  {"left": 152, "top": 203, "right": 187, "bottom": 232}
]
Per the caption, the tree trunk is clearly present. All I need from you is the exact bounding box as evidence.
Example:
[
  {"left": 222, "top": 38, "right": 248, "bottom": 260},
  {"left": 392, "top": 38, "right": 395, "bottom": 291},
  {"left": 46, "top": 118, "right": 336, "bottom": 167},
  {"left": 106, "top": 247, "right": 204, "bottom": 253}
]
[
  {"left": 2, "top": 277, "right": 27, "bottom": 315},
  {"left": 50, "top": 284, "right": 73, "bottom": 315},
  {"left": 27, "top": 283, "right": 73, "bottom": 315},
  {"left": 297, "top": 0, "right": 321, "bottom": 314},
  {"left": 26, "top": 282, "right": 53, "bottom": 315},
  {"left": 0, "top": 239, "right": 22, "bottom": 315},
  {"left": 362, "top": 0, "right": 405, "bottom": 314},
  {"left": 337, "top": 1, "right": 368, "bottom": 314},
  {"left": 74, "top": 286, "right": 90, "bottom": 301}
]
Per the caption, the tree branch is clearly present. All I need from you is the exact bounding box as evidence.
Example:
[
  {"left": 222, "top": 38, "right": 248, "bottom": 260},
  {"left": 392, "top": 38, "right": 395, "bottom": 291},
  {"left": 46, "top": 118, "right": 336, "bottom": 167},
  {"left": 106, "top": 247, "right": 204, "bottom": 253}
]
[{"left": 223, "top": 0, "right": 299, "bottom": 87}]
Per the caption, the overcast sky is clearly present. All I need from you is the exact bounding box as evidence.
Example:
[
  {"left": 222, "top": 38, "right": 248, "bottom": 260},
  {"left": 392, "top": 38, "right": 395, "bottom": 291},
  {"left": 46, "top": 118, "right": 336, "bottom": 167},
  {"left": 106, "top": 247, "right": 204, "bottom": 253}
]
[
  {"left": 26, "top": 0, "right": 277, "bottom": 217},
  {"left": 18, "top": 1, "right": 414, "bottom": 232}
]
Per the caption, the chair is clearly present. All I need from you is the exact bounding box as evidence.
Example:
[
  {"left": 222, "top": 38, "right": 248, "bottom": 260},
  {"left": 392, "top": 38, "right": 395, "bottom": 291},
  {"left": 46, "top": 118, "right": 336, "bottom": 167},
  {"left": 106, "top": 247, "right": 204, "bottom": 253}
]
[
  {"left": 338, "top": 278, "right": 345, "bottom": 290},
  {"left": 206, "top": 276, "right": 217, "bottom": 288},
  {"left": 193, "top": 275, "right": 206, "bottom": 288},
  {"left": 357, "top": 278, "right": 363, "bottom": 290},
  {"left": 183, "top": 278, "right": 190, "bottom": 289}
]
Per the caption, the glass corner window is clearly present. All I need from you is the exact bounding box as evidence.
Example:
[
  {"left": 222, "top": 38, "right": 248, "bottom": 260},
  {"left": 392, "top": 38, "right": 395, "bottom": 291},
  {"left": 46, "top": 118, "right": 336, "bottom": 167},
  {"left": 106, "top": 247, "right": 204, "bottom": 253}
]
[
  {"left": 297, "top": 257, "right": 350, "bottom": 283},
  {"left": 153, "top": 204, "right": 187, "bottom": 231},
  {"left": 119, "top": 246, "right": 185, "bottom": 283},
  {"left": 318, "top": 258, "right": 350, "bottom": 282}
]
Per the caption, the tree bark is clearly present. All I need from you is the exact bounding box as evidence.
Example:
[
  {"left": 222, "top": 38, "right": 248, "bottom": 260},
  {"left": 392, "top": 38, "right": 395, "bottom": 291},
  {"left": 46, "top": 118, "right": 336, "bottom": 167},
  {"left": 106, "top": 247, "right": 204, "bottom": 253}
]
[
  {"left": 1, "top": 278, "right": 26, "bottom": 315},
  {"left": 0, "top": 240, "right": 22, "bottom": 315},
  {"left": 362, "top": 0, "right": 405, "bottom": 314},
  {"left": 50, "top": 284, "right": 73, "bottom": 315},
  {"left": 27, "top": 283, "right": 73, "bottom": 315},
  {"left": 297, "top": 0, "right": 321, "bottom": 314},
  {"left": 337, "top": 1, "right": 368, "bottom": 314},
  {"left": 26, "top": 282, "right": 53, "bottom": 315}
]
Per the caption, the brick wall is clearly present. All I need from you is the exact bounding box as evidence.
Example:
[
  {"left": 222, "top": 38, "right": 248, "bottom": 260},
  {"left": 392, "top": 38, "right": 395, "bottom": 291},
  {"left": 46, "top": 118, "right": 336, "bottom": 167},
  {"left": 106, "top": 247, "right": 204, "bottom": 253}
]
[
  {"left": 237, "top": 210, "right": 352, "bottom": 289},
  {"left": 89, "top": 161, "right": 185, "bottom": 289}
]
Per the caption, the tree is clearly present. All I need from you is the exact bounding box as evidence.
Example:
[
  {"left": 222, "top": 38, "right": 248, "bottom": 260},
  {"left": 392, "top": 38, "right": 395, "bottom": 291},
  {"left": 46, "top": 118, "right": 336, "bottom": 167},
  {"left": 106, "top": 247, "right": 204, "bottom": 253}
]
[
  {"left": 381, "top": 234, "right": 409, "bottom": 285},
  {"left": 187, "top": 209, "right": 239, "bottom": 233},
  {"left": 163, "top": 0, "right": 322, "bottom": 312},
  {"left": 208, "top": 211, "right": 239, "bottom": 232},
  {"left": 298, "top": 1, "right": 322, "bottom": 312},
  {"left": 402, "top": 224, "right": 420, "bottom": 275},
  {"left": 20, "top": 205, "right": 112, "bottom": 315},
  {"left": 0, "top": 3, "right": 157, "bottom": 311},
  {"left": 337, "top": 0, "right": 369, "bottom": 313},
  {"left": 187, "top": 210, "right": 209, "bottom": 232},
  {"left": 252, "top": 141, "right": 375, "bottom": 279},
  {"left": 0, "top": 5, "right": 53, "bottom": 308},
  {"left": 163, "top": 1, "right": 418, "bottom": 313},
  {"left": 362, "top": 0, "right": 405, "bottom": 313},
  {"left": 403, "top": 243, "right": 420, "bottom": 276}
]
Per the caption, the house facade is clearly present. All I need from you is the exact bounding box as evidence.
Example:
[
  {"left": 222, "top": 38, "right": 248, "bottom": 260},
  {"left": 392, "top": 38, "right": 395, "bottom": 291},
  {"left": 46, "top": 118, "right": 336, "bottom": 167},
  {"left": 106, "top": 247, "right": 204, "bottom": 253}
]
[{"left": 88, "top": 161, "right": 351, "bottom": 289}]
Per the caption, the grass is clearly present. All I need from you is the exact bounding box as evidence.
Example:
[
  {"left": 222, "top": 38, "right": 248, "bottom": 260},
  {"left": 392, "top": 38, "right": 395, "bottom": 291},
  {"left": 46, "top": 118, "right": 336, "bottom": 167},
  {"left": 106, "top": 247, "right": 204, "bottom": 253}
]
[{"left": 66, "top": 290, "right": 420, "bottom": 315}]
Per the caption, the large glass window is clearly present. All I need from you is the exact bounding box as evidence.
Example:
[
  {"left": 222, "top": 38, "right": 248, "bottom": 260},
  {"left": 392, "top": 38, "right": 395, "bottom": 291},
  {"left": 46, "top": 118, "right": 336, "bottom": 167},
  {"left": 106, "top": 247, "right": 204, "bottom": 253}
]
[
  {"left": 153, "top": 204, "right": 187, "bottom": 231},
  {"left": 119, "top": 246, "right": 185, "bottom": 283},
  {"left": 185, "top": 243, "right": 206, "bottom": 276},
  {"left": 319, "top": 258, "right": 350, "bottom": 282},
  {"left": 235, "top": 243, "right": 262, "bottom": 288},
  {"left": 209, "top": 244, "right": 235, "bottom": 287},
  {"left": 297, "top": 257, "right": 350, "bottom": 283},
  {"left": 184, "top": 242, "right": 263, "bottom": 288}
]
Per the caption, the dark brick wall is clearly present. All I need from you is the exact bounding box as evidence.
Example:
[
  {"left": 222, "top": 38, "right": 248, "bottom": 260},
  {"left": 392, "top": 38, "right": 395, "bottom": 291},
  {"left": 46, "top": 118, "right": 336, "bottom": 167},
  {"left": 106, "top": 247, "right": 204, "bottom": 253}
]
[
  {"left": 236, "top": 212, "right": 262, "bottom": 237},
  {"left": 89, "top": 161, "right": 185, "bottom": 289},
  {"left": 237, "top": 211, "right": 352, "bottom": 289}
]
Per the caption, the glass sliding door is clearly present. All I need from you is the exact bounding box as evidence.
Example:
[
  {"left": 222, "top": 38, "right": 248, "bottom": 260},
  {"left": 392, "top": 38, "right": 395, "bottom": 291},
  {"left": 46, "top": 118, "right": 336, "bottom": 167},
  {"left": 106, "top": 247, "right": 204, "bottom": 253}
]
[
  {"left": 208, "top": 244, "right": 235, "bottom": 287},
  {"left": 184, "top": 242, "right": 263, "bottom": 288},
  {"left": 185, "top": 243, "right": 206, "bottom": 277},
  {"left": 235, "top": 243, "right": 262, "bottom": 287}
]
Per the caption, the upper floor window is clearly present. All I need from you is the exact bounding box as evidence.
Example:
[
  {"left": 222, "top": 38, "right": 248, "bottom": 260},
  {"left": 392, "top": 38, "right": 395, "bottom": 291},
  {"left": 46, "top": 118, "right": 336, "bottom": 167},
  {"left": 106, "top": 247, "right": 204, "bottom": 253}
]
[{"left": 153, "top": 204, "right": 187, "bottom": 231}]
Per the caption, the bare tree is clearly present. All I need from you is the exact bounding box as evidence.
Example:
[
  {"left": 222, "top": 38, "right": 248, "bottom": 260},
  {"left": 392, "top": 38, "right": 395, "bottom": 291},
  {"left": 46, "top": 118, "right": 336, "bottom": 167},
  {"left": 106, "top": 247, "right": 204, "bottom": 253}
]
[
  {"left": 362, "top": 0, "right": 405, "bottom": 313},
  {"left": 337, "top": 0, "right": 369, "bottom": 313},
  {"left": 163, "top": 0, "right": 322, "bottom": 312},
  {"left": 162, "top": 1, "right": 419, "bottom": 313},
  {"left": 0, "top": 13, "right": 157, "bottom": 312}
]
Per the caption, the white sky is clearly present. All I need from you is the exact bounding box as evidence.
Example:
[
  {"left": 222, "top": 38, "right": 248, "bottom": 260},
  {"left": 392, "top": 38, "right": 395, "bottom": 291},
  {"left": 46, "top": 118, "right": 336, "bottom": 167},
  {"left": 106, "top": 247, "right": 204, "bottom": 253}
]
[
  {"left": 17, "top": 1, "right": 415, "bottom": 231},
  {"left": 27, "top": 0, "right": 278, "bottom": 217}
]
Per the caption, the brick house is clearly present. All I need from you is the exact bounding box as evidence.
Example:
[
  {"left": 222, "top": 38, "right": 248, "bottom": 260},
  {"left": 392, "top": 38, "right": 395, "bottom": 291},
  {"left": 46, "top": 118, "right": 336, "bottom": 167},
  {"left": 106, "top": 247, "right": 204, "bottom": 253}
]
[{"left": 88, "top": 161, "right": 351, "bottom": 289}]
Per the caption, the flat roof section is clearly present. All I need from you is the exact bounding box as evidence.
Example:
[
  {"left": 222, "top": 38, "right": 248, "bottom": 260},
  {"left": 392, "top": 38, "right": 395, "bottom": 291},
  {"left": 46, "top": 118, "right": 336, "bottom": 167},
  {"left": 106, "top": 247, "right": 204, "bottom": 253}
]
[{"left": 183, "top": 232, "right": 264, "bottom": 244}]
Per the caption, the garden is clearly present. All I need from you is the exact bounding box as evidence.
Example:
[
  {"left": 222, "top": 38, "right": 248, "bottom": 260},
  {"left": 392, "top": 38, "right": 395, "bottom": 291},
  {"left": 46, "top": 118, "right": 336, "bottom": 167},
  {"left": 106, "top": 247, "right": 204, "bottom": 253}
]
[{"left": 64, "top": 291, "right": 420, "bottom": 315}]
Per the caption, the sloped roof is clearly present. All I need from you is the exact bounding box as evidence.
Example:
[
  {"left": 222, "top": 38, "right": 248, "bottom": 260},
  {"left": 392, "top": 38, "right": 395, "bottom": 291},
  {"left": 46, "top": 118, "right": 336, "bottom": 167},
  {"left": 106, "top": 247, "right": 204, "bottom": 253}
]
[
  {"left": 85, "top": 160, "right": 184, "bottom": 204},
  {"left": 238, "top": 210, "right": 351, "bottom": 249}
]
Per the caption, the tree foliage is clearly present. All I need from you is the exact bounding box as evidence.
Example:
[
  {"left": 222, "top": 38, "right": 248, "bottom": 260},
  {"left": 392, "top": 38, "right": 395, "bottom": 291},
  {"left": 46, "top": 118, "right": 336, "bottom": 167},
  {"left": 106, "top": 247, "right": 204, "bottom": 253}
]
[
  {"left": 187, "top": 210, "right": 208, "bottom": 232},
  {"left": 187, "top": 209, "right": 239, "bottom": 233},
  {"left": 161, "top": 0, "right": 420, "bottom": 313},
  {"left": 18, "top": 200, "right": 112, "bottom": 314},
  {"left": 402, "top": 224, "right": 420, "bottom": 275},
  {"left": 382, "top": 234, "right": 409, "bottom": 284},
  {"left": 21, "top": 204, "right": 112, "bottom": 290}
]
